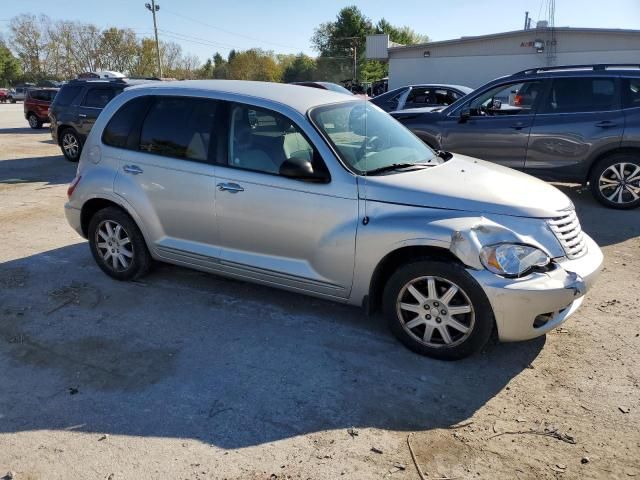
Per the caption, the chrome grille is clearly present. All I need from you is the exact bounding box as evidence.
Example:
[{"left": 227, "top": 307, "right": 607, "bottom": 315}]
[{"left": 548, "top": 210, "right": 587, "bottom": 259}]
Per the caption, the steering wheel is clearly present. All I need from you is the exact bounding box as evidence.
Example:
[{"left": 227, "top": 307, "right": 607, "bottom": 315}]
[{"left": 358, "top": 135, "right": 380, "bottom": 160}]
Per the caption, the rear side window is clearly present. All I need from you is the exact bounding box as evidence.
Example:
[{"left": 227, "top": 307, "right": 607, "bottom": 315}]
[
  {"left": 139, "top": 97, "right": 219, "bottom": 163},
  {"left": 541, "top": 77, "right": 617, "bottom": 113},
  {"left": 83, "top": 87, "right": 118, "bottom": 108},
  {"left": 54, "top": 86, "right": 82, "bottom": 106},
  {"left": 622, "top": 78, "right": 640, "bottom": 109},
  {"left": 102, "top": 96, "right": 153, "bottom": 149}
]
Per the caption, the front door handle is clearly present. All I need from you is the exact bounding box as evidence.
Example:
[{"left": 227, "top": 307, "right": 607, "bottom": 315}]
[
  {"left": 123, "top": 165, "right": 143, "bottom": 175},
  {"left": 78, "top": 113, "right": 87, "bottom": 118},
  {"left": 595, "top": 121, "right": 617, "bottom": 128},
  {"left": 510, "top": 122, "right": 528, "bottom": 130},
  {"left": 217, "top": 182, "right": 244, "bottom": 193}
]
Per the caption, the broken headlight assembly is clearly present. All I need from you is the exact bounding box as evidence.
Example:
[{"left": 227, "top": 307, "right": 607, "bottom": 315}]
[{"left": 479, "top": 243, "right": 551, "bottom": 278}]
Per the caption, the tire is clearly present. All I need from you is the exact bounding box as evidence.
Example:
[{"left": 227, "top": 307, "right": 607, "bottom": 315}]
[
  {"left": 28, "top": 113, "right": 42, "bottom": 129},
  {"left": 382, "top": 260, "right": 494, "bottom": 360},
  {"left": 10, "top": 97, "right": 16, "bottom": 104},
  {"left": 589, "top": 153, "right": 640, "bottom": 209},
  {"left": 60, "top": 128, "right": 82, "bottom": 162},
  {"left": 88, "top": 207, "right": 152, "bottom": 281}
]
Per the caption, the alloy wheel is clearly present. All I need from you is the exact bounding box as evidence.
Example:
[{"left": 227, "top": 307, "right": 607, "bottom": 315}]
[
  {"left": 28, "top": 115, "right": 39, "bottom": 128},
  {"left": 598, "top": 162, "right": 640, "bottom": 205},
  {"left": 62, "top": 132, "right": 79, "bottom": 159},
  {"left": 95, "top": 220, "right": 134, "bottom": 272},
  {"left": 396, "top": 276, "right": 475, "bottom": 348}
]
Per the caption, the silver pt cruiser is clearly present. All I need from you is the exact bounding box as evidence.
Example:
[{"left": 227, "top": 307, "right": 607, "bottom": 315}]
[{"left": 64, "top": 81, "right": 603, "bottom": 360}]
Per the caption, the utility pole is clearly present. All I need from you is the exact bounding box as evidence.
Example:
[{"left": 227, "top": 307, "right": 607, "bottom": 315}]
[{"left": 145, "top": 0, "right": 163, "bottom": 78}]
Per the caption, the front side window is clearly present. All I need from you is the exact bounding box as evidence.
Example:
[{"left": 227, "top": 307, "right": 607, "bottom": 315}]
[
  {"left": 310, "top": 101, "right": 437, "bottom": 174},
  {"left": 228, "top": 104, "right": 319, "bottom": 175},
  {"left": 622, "top": 78, "right": 640, "bottom": 109},
  {"left": 53, "top": 86, "right": 82, "bottom": 106},
  {"left": 140, "top": 96, "right": 218, "bottom": 163},
  {"left": 540, "top": 77, "right": 617, "bottom": 113},
  {"left": 466, "top": 81, "right": 543, "bottom": 116}
]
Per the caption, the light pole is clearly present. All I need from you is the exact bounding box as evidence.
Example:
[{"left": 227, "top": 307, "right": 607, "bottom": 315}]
[{"left": 145, "top": 0, "right": 163, "bottom": 78}]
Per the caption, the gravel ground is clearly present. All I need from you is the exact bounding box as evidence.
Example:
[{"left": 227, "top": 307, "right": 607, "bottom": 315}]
[{"left": 0, "top": 102, "right": 639, "bottom": 480}]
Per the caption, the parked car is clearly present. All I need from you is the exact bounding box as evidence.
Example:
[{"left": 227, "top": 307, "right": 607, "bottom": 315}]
[
  {"left": 50, "top": 77, "right": 156, "bottom": 161},
  {"left": 64, "top": 80, "right": 602, "bottom": 360},
  {"left": 0, "top": 88, "right": 9, "bottom": 103},
  {"left": 393, "top": 64, "right": 640, "bottom": 209},
  {"left": 7, "top": 85, "right": 32, "bottom": 103},
  {"left": 24, "top": 88, "right": 59, "bottom": 129},
  {"left": 371, "top": 84, "right": 473, "bottom": 113}
]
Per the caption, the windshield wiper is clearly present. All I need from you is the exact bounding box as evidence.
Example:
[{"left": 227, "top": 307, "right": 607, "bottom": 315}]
[{"left": 365, "top": 163, "right": 430, "bottom": 175}]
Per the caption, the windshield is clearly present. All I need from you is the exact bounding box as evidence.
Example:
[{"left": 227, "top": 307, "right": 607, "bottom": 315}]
[{"left": 310, "top": 101, "right": 438, "bottom": 174}]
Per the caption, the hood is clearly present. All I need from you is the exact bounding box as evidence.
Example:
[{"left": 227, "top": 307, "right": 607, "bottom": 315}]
[{"left": 360, "top": 154, "right": 573, "bottom": 218}]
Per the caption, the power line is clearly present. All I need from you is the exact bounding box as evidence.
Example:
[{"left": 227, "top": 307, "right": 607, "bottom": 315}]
[
  {"left": 158, "top": 28, "right": 237, "bottom": 50},
  {"left": 161, "top": 8, "right": 300, "bottom": 52}
]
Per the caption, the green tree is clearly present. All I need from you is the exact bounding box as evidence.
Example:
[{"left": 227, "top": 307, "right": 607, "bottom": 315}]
[
  {"left": 282, "top": 53, "right": 317, "bottom": 83},
  {"left": 375, "top": 19, "right": 428, "bottom": 45},
  {"left": 213, "top": 52, "right": 225, "bottom": 67},
  {"left": 0, "top": 39, "right": 20, "bottom": 86},
  {"left": 227, "top": 49, "right": 282, "bottom": 82},
  {"left": 199, "top": 58, "right": 213, "bottom": 78}
]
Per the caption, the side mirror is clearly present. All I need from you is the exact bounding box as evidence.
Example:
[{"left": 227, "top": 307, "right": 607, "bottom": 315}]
[
  {"left": 279, "top": 157, "right": 329, "bottom": 183},
  {"left": 459, "top": 109, "right": 471, "bottom": 123}
]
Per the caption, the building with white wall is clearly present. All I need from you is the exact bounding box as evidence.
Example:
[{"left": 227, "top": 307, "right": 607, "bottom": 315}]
[{"left": 366, "top": 27, "right": 640, "bottom": 90}]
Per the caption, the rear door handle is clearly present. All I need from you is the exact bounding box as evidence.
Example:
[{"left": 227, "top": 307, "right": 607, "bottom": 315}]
[
  {"left": 123, "top": 165, "right": 143, "bottom": 175},
  {"left": 217, "top": 182, "right": 244, "bottom": 193},
  {"left": 510, "top": 122, "right": 529, "bottom": 130},
  {"left": 78, "top": 113, "right": 87, "bottom": 118},
  {"left": 595, "top": 121, "right": 617, "bottom": 128}
]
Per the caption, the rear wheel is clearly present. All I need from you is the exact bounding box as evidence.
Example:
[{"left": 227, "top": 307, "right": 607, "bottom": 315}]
[
  {"left": 383, "top": 260, "right": 494, "bottom": 360},
  {"left": 590, "top": 153, "right": 640, "bottom": 209},
  {"left": 28, "top": 113, "right": 42, "bottom": 129},
  {"left": 60, "top": 129, "right": 82, "bottom": 162},
  {"left": 88, "top": 207, "right": 152, "bottom": 281}
]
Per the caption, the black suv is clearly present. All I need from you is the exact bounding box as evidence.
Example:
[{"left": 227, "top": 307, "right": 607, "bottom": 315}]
[
  {"left": 393, "top": 64, "right": 640, "bottom": 209},
  {"left": 49, "top": 78, "right": 156, "bottom": 161}
]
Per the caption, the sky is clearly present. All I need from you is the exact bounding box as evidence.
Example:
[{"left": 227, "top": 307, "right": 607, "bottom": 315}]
[{"left": 1, "top": 0, "right": 639, "bottom": 62}]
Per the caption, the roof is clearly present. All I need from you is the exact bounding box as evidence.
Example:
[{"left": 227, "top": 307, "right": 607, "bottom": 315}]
[
  {"left": 126, "top": 80, "right": 356, "bottom": 114},
  {"left": 389, "top": 27, "right": 640, "bottom": 52},
  {"left": 406, "top": 84, "right": 474, "bottom": 93}
]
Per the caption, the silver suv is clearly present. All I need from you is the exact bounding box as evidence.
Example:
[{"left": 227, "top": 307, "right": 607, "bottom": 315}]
[{"left": 64, "top": 81, "right": 603, "bottom": 360}]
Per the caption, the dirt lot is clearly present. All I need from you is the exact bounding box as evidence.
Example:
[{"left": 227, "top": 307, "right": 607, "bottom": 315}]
[{"left": 0, "top": 102, "right": 639, "bottom": 480}]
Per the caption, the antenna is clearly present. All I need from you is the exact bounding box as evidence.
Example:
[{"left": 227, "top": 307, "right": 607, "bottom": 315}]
[{"left": 362, "top": 96, "right": 369, "bottom": 225}]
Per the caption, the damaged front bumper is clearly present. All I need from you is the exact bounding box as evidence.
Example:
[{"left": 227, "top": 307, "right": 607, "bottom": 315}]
[{"left": 468, "top": 233, "right": 603, "bottom": 342}]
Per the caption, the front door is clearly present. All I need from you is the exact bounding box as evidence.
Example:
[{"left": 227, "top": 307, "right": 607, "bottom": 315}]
[
  {"left": 214, "top": 102, "right": 358, "bottom": 298},
  {"left": 525, "top": 76, "right": 624, "bottom": 181},
  {"left": 440, "top": 80, "right": 545, "bottom": 169},
  {"left": 113, "top": 95, "right": 222, "bottom": 265}
]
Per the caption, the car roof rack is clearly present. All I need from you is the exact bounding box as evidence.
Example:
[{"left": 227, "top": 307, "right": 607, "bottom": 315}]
[
  {"left": 68, "top": 77, "right": 128, "bottom": 84},
  {"left": 515, "top": 64, "right": 640, "bottom": 75}
]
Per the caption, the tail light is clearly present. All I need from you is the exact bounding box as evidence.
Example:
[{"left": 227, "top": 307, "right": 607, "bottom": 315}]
[{"left": 67, "top": 175, "right": 82, "bottom": 199}]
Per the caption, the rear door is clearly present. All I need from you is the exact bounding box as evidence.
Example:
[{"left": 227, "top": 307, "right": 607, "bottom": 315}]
[
  {"left": 214, "top": 102, "right": 358, "bottom": 298},
  {"left": 77, "top": 86, "right": 122, "bottom": 137},
  {"left": 439, "top": 79, "right": 545, "bottom": 169},
  {"left": 113, "top": 95, "right": 222, "bottom": 265},
  {"left": 525, "top": 76, "right": 624, "bottom": 181}
]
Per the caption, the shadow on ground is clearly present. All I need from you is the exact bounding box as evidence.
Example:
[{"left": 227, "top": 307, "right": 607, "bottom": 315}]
[
  {"left": 0, "top": 154, "right": 73, "bottom": 186},
  {"left": 0, "top": 243, "right": 543, "bottom": 449}
]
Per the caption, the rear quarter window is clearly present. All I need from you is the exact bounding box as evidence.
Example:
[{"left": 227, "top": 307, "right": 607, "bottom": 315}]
[
  {"left": 53, "top": 86, "right": 83, "bottom": 107},
  {"left": 623, "top": 78, "right": 640, "bottom": 109},
  {"left": 102, "top": 96, "right": 153, "bottom": 149}
]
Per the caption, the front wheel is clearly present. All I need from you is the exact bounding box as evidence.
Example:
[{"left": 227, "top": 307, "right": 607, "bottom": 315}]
[
  {"left": 383, "top": 260, "right": 494, "bottom": 360},
  {"left": 60, "top": 129, "right": 82, "bottom": 162},
  {"left": 88, "top": 207, "right": 152, "bottom": 281},
  {"left": 589, "top": 154, "right": 640, "bottom": 209}
]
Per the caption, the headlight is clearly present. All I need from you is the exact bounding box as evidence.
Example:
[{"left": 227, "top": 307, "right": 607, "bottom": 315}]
[{"left": 480, "top": 243, "right": 550, "bottom": 277}]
